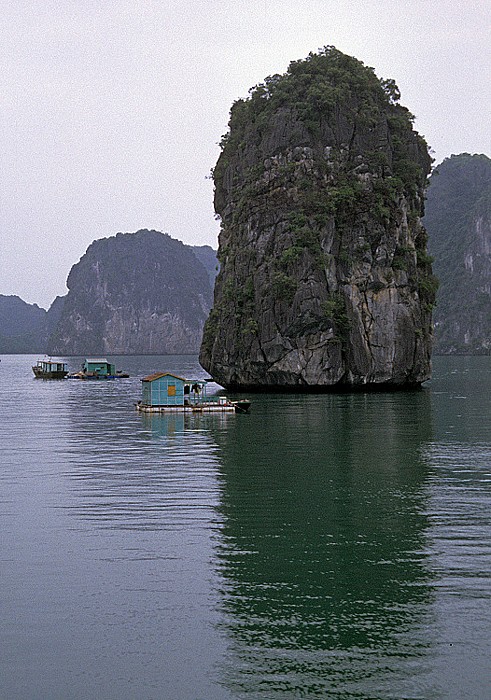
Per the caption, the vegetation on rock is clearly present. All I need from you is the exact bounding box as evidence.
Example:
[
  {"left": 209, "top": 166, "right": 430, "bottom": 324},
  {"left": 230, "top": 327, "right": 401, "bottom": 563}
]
[{"left": 201, "top": 46, "right": 434, "bottom": 388}]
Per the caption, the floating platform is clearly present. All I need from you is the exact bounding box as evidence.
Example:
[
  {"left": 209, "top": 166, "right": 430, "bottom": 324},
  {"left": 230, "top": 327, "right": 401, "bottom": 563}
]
[
  {"left": 135, "top": 399, "right": 251, "bottom": 414},
  {"left": 68, "top": 371, "right": 130, "bottom": 380}
]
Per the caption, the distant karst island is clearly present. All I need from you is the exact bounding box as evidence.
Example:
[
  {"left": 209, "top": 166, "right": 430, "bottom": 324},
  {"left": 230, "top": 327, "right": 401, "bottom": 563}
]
[
  {"left": 425, "top": 153, "right": 491, "bottom": 354},
  {"left": 48, "top": 230, "right": 217, "bottom": 356},
  {"left": 0, "top": 294, "right": 64, "bottom": 354},
  {"left": 0, "top": 230, "right": 218, "bottom": 355}
]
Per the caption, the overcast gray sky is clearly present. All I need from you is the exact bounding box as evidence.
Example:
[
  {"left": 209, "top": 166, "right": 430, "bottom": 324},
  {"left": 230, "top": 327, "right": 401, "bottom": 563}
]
[{"left": 1, "top": 0, "right": 489, "bottom": 308}]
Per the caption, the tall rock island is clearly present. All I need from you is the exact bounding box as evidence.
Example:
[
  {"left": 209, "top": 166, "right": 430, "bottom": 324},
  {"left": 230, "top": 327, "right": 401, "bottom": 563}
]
[
  {"left": 425, "top": 153, "right": 491, "bottom": 354},
  {"left": 200, "top": 47, "right": 436, "bottom": 389},
  {"left": 48, "top": 230, "right": 214, "bottom": 355}
]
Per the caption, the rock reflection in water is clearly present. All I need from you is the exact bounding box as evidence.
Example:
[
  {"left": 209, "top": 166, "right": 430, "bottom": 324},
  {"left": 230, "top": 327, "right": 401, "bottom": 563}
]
[{"left": 209, "top": 390, "right": 436, "bottom": 698}]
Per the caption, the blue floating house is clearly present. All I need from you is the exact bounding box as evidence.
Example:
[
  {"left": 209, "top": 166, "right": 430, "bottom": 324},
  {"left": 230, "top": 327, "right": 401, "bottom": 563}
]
[
  {"left": 140, "top": 372, "right": 206, "bottom": 409},
  {"left": 136, "top": 372, "right": 250, "bottom": 413}
]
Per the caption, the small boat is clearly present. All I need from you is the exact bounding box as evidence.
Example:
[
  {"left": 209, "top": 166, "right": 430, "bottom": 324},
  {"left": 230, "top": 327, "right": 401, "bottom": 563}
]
[
  {"left": 32, "top": 358, "right": 69, "bottom": 379},
  {"left": 229, "top": 399, "right": 251, "bottom": 414},
  {"left": 68, "top": 358, "right": 129, "bottom": 379},
  {"left": 135, "top": 372, "right": 251, "bottom": 414},
  {"left": 188, "top": 397, "right": 251, "bottom": 414}
]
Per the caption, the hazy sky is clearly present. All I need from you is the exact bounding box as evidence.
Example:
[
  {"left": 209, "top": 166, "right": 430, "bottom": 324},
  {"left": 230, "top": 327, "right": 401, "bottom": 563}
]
[{"left": 1, "top": 0, "right": 489, "bottom": 308}]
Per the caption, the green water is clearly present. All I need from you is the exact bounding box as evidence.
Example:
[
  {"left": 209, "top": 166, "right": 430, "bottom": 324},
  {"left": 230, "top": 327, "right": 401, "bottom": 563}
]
[{"left": 0, "top": 355, "right": 490, "bottom": 699}]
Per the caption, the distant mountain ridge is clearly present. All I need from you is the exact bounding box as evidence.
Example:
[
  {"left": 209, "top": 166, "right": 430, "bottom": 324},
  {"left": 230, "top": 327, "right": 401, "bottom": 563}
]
[
  {"left": 191, "top": 245, "right": 219, "bottom": 288},
  {"left": 0, "top": 295, "right": 45, "bottom": 337},
  {"left": 0, "top": 294, "right": 63, "bottom": 353},
  {"left": 425, "top": 153, "right": 491, "bottom": 354}
]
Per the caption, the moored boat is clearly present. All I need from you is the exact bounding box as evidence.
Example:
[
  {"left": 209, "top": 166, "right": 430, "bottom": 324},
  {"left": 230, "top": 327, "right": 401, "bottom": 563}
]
[{"left": 32, "top": 358, "right": 69, "bottom": 379}]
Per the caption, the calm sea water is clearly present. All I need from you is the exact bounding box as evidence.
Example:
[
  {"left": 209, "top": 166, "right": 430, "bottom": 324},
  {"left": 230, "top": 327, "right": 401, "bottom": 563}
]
[{"left": 0, "top": 354, "right": 490, "bottom": 700}]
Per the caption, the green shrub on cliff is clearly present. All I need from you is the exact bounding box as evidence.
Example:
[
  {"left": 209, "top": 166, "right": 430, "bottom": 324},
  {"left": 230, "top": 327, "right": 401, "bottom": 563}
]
[{"left": 215, "top": 46, "right": 427, "bottom": 194}]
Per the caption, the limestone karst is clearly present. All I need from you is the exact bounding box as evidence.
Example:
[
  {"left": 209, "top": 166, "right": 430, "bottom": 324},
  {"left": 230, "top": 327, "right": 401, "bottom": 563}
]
[
  {"left": 200, "top": 47, "right": 436, "bottom": 388},
  {"left": 47, "top": 230, "right": 216, "bottom": 355}
]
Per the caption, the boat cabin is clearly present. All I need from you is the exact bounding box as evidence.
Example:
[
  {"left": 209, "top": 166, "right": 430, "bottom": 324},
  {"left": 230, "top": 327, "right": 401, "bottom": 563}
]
[
  {"left": 82, "top": 358, "right": 116, "bottom": 377},
  {"left": 32, "top": 359, "right": 69, "bottom": 379},
  {"left": 141, "top": 372, "right": 207, "bottom": 408}
]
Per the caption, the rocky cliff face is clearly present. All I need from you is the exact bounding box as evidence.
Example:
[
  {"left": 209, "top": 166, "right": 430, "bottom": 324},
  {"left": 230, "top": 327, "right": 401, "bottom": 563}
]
[
  {"left": 48, "top": 230, "right": 214, "bottom": 355},
  {"left": 200, "top": 47, "right": 435, "bottom": 389},
  {"left": 425, "top": 153, "right": 491, "bottom": 354}
]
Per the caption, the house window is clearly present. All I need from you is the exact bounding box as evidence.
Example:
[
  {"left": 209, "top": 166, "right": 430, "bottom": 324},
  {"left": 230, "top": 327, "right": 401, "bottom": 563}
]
[{"left": 168, "top": 384, "right": 176, "bottom": 396}]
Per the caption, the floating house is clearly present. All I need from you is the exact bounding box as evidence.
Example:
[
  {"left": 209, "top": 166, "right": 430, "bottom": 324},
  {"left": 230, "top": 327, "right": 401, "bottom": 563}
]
[
  {"left": 136, "top": 372, "right": 250, "bottom": 413},
  {"left": 84, "top": 358, "right": 116, "bottom": 377},
  {"left": 68, "top": 358, "right": 129, "bottom": 379},
  {"left": 32, "top": 358, "right": 69, "bottom": 379}
]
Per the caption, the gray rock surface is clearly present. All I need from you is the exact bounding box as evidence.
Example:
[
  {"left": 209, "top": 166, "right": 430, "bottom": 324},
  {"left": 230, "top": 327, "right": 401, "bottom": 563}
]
[
  {"left": 48, "top": 230, "right": 214, "bottom": 355},
  {"left": 200, "top": 48, "right": 435, "bottom": 388},
  {"left": 425, "top": 153, "right": 491, "bottom": 354}
]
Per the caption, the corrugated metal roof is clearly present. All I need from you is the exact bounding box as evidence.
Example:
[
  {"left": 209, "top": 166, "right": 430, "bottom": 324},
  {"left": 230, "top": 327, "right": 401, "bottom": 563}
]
[
  {"left": 85, "top": 358, "right": 109, "bottom": 363},
  {"left": 142, "top": 372, "right": 188, "bottom": 383}
]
